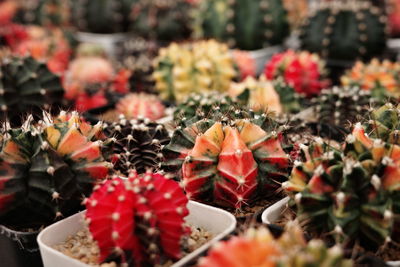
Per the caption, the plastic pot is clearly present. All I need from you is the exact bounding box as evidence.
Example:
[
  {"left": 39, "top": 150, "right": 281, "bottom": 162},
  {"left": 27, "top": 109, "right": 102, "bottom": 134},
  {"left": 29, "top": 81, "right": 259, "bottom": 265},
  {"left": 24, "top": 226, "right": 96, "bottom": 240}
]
[
  {"left": 38, "top": 201, "right": 236, "bottom": 267},
  {"left": 261, "top": 197, "right": 400, "bottom": 266},
  {"left": 0, "top": 225, "right": 43, "bottom": 267}
]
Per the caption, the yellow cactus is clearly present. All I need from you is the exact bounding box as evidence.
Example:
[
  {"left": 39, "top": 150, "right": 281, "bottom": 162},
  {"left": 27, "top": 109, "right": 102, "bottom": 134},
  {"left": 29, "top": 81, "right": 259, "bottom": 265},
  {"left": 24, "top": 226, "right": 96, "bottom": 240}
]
[{"left": 153, "top": 40, "right": 237, "bottom": 103}]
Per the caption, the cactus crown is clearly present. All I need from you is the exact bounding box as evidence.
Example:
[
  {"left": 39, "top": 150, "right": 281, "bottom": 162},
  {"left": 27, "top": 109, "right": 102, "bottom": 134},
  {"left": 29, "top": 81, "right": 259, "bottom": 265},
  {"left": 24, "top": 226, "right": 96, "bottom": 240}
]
[
  {"left": 115, "top": 93, "right": 166, "bottom": 121},
  {"left": 0, "top": 55, "right": 64, "bottom": 126},
  {"left": 194, "top": 0, "right": 290, "bottom": 50},
  {"left": 284, "top": 123, "right": 400, "bottom": 250},
  {"left": 162, "top": 108, "right": 290, "bottom": 209},
  {"left": 198, "top": 221, "right": 352, "bottom": 267},
  {"left": 104, "top": 116, "right": 170, "bottom": 176},
  {"left": 0, "top": 111, "right": 110, "bottom": 228},
  {"left": 153, "top": 40, "right": 237, "bottom": 103},
  {"left": 300, "top": 0, "right": 387, "bottom": 60},
  {"left": 85, "top": 172, "right": 190, "bottom": 266}
]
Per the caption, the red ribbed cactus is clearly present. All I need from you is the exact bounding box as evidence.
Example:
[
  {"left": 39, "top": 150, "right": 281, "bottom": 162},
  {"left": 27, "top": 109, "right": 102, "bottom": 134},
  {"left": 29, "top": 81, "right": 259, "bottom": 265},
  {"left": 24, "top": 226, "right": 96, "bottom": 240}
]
[{"left": 85, "top": 171, "right": 190, "bottom": 266}]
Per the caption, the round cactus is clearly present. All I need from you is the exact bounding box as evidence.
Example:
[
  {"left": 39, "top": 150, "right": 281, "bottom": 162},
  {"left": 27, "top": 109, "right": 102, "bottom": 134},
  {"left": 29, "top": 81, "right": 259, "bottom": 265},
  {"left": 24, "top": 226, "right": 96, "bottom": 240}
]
[
  {"left": 162, "top": 110, "right": 290, "bottom": 209},
  {"left": 300, "top": 1, "right": 387, "bottom": 61},
  {"left": 0, "top": 112, "right": 111, "bottom": 228},
  {"left": 341, "top": 59, "right": 400, "bottom": 100},
  {"left": 85, "top": 172, "right": 190, "bottom": 266},
  {"left": 198, "top": 221, "right": 352, "bottom": 267},
  {"left": 115, "top": 93, "right": 166, "bottom": 121},
  {"left": 264, "top": 50, "right": 329, "bottom": 98},
  {"left": 193, "top": 0, "right": 290, "bottom": 50},
  {"left": 0, "top": 55, "right": 64, "bottom": 126},
  {"left": 153, "top": 40, "right": 237, "bottom": 103},
  {"left": 283, "top": 124, "right": 400, "bottom": 250},
  {"left": 104, "top": 116, "right": 170, "bottom": 176}
]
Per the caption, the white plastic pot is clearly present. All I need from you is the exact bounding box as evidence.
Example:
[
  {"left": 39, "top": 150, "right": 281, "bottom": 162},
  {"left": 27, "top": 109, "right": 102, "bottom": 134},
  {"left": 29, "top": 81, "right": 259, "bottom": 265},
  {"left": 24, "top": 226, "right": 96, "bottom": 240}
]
[
  {"left": 261, "top": 197, "right": 400, "bottom": 266},
  {"left": 75, "top": 32, "right": 132, "bottom": 59},
  {"left": 388, "top": 39, "right": 400, "bottom": 61},
  {"left": 37, "top": 201, "right": 236, "bottom": 267}
]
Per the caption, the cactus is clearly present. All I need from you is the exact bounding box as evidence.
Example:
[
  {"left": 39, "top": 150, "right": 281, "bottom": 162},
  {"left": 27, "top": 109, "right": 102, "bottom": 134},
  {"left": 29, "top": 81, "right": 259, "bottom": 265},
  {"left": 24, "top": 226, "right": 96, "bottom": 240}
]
[
  {"left": 283, "top": 124, "right": 400, "bottom": 250},
  {"left": 0, "top": 0, "right": 18, "bottom": 24},
  {"left": 104, "top": 116, "right": 170, "bottom": 176},
  {"left": 264, "top": 50, "right": 329, "bottom": 98},
  {"left": 71, "top": 0, "right": 135, "bottom": 33},
  {"left": 0, "top": 55, "right": 64, "bottom": 126},
  {"left": 198, "top": 221, "right": 352, "bottom": 267},
  {"left": 162, "top": 110, "right": 289, "bottom": 209},
  {"left": 0, "top": 112, "right": 111, "bottom": 228},
  {"left": 300, "top": 1, "right": 387, "bottom": 61},
  {"left": 64, "top": 56, "right": 130, "bottom": 112},
  {"left": 115, "top": 93, "right": 166, "bottom": 121},
  {"left": 153, "top": 40, "right": 237, "bottom": 103},
  {"left": 312, "top": 86, "right": 373, "bottom": 129},
  {"left": 14, "top": 0, "right": 69, "bottom": 27},
  {"left": 193, "top": 0, "right": 290, "bottom": 51},
  {"left": 130, "top": 0, "right": 192, "bottom": 42},
  {"left": 341, "top": 59, "right": 400, "bottom": 101},
  {"left": 388, "top": 0, "right": 400, "bottom": 37},
  {"left": 85, "top": 172, "right": 190, "bottom": 266}
]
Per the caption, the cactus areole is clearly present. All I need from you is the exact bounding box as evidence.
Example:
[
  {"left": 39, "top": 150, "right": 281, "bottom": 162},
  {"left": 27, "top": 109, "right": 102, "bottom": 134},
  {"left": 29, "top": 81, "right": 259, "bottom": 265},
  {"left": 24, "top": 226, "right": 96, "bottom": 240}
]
[{"left": 163, "top": 116, "right": 290, "bottom": 209}]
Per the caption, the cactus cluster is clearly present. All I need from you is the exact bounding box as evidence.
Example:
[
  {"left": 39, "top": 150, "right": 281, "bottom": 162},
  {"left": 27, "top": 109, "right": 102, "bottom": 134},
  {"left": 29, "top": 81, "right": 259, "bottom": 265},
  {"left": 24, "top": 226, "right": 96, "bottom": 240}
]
[
  {"left": 162, "top": 109, "right": 290, "bottom": 209},
  {"left": 199, "top": 221, "right": 352, "bottom": 267},
  {"left": 115, "top": 93, "right": 166, "bottom": 121},
  {"left": 283, "top": 123, "right": 400, "bottom": 250},
  {"left": 130, "top": 0, "right": 192, "bottom": 42},
  {"left": 0, "top": 55, "right": 64, "bottom": 126},
  {"left": 104, "top": 116, "right": 170, "bottom": 176},
  {"left": 153, "top": 40, "right": 236, "bottom": 103},
  {"left": 85, "top": 172, "right": 190, "bottom": 266},
  {"left": 193, "top": 0, "right": 290, "bottom": 50},
  {"left": 264, "top": 50, "right": 329, "bottom": 98},
  {"left": 341, "top": 59, "right": 400, "bottom": 100},
  {"left": 300, "top": 0, "right": 387, "bottom": 61},
  {"left": 71, "top": 0, "right": 135, "bottom": 33},
  {"left": 312, "top": 86, "right": 373, "bottom": 129},
  {"left": 0, "top": 112, "right": 110, "bottom": 228}
]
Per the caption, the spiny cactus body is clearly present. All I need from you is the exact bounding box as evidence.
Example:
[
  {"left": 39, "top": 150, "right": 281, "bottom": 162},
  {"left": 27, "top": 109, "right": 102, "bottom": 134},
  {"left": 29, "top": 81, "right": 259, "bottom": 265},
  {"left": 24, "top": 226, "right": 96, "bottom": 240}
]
[
  {"left": 0, "top": 55, "right": 64, "bottom": 126},
  {"left": 104, "top": 116, "right": 170, "bottom": 176},
  {"left": 0, "top": 112, "right": 110, "bottom": 228},
  {"left": 163, "top": 110, "right": 289, "bottom": 209},
  {"left": 85, "top": 172, "right": 190, "bottom": 266},
  {"left": 153, "top": 40, "right": 236, "bottom": 103},
  {"left": 116, "top": 93, "right": 165, "bottom": 121},
  {"left": 300, "top": 1, "right": 387, "bottom": 61},
  {"left": 283, "top": 124, "right": 400, "bottom": 250},
  {"left": 194, "top": 0, "right": 289, "bottom": 50}
]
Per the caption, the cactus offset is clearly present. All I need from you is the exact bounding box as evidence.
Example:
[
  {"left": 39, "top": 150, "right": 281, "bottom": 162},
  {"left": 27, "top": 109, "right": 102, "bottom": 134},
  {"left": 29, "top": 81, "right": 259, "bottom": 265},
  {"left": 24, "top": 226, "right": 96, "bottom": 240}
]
[
  {"left": 194, "top": 0, "right": 289, "bottom": 50},
  {"left": 85, "top": 172, "right": 190, "bottom": 266},
  {"left": 264, "top": 50, "right": 329, "bottom": 98},
  {"left": 341, "top": 59, "right": 400, "bottom": 100},
  {"left": 71, "top": 0, "right": 135, "bottom": 33},
  {"left": 116, "top": 93, "right": 165, "bottom": 121},
  {"left": 0, "top": 112, "right": 110, "bottom": 228},
  {"left": 162, "top": 110, "right": 289, "bottom": 209},
  {"left": 283, "top": 124, "right": 400, "bottom": 250},
  {"left": 130, "top": 0, "right": 191, "bottom": 42},
  {"left": 312, "top": 86, "right": 373, "bottom": 128},
  {"left": 104, "top": 116, "right": 170, "bottom": 176},
  {"left": 0, "top": 55, "right": 64, "bottom": 126},
  {"left": 198, "top": 221, "right": 352, "bottom": 267},
  {"left": 300, "top": 1, "right": 387, "bottom": 61},
  {"left": 153, "top": 40, "right": 236, "bottom": 103}
]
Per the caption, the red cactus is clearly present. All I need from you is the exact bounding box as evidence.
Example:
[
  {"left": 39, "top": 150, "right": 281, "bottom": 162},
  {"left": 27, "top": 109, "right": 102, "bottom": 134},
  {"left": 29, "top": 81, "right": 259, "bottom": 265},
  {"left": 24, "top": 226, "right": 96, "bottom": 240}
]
[
  {"left": 264, "top": 50, "right": 329, "bottom": 97},
  {"left": 85, "top": 171, "right": 190, "bottom": 266}
]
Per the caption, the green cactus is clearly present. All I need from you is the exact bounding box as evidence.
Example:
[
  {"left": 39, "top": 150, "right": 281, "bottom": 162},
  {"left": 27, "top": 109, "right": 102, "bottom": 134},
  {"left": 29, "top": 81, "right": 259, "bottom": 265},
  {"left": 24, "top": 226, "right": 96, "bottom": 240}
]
[
  {"left": 14, "top": 0, "right": 69, "bottom": 26},
  {"left": 300, "top": 1, "right": 387, "bottom": 61},
  {"left": 312, "top": 86, "right": 373, "bottom": 128},
  {"left": 283, "top": 124, "right": 400, "bottom": 251},
  {"left": 71, "top": 0, "right": 135, "bottom": 33},
  {"left": 194, "top": 0, "right": 290, "bottom": 51},
  {"left": 0, "top": 113, "right": 111, "bottom": 228},
  {"left": 0, "top": 55, "right": 64, "bottom": 126}
]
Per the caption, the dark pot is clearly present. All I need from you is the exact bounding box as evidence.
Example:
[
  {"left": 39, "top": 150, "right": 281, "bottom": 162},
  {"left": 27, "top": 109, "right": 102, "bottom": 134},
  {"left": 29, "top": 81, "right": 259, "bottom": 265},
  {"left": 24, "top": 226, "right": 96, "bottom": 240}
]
[
  {"left": 0, "top": 225, "right": 43, "bottom": 267},
  {"left": 326, "top": 59, "right": 354, "bottom": 85}
]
